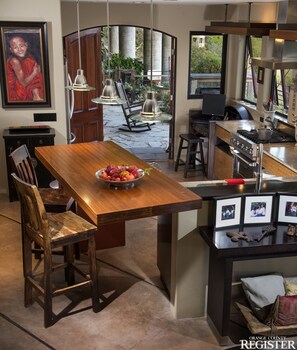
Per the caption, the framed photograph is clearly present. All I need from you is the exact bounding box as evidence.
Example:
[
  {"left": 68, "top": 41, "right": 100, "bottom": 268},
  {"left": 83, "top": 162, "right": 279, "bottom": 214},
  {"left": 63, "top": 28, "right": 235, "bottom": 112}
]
[
  {"left": 214, "top": 195, "right": 242, "bottom": 229},
  {"left": 277, "top": 194, "right": 297, "bottom": 224},
  {"left": 0, "top": 21, "right": 51, "bottom": 108},
  {"left": 243, "top": 194, "right": 274, "bottom": 225}
]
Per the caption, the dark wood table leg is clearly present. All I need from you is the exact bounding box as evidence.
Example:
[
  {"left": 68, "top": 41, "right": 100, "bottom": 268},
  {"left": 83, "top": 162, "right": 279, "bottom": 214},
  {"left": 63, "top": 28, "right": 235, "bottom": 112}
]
[{"left": 207, "top": 250, "right": 233, "bottom": 343}]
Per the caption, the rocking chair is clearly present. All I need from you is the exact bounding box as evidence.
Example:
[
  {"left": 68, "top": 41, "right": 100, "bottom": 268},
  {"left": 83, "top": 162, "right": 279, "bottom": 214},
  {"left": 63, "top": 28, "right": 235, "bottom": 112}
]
[{"left": 114, "top": 80, "right": 153, "bottom": 132}]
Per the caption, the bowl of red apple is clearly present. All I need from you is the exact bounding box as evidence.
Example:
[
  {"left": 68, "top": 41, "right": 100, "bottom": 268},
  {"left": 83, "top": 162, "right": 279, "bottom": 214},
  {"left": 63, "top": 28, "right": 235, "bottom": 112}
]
[{"left": 95, "top": 165, "right": 151, "bottom": 189}]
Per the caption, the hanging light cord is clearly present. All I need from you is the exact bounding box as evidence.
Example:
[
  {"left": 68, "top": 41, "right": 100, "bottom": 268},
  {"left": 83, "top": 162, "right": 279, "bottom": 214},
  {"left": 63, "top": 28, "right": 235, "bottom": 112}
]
[
  {"left": 224, "top": 4, "right": 228, "bottom": 22},
  {"left": 77, "top": 0, "right": 82, "bottom": 70},
  {"left": 150, "top": 0, "right": 153, "bottom": 90},
  {"left": 107, "top": 0, "right": 110, "bottom": 79}
]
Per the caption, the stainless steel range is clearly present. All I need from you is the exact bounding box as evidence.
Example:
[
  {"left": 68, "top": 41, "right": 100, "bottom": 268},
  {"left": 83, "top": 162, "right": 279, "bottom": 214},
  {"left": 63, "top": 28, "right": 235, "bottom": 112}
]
[
  {"left": 230, "top": 132, "right": 259, "bottom": 162},
  {"left": 230, "top": 128, "right": 295, "bottom": 178},
  {"left": 230, "top": 132, "right": 259, "bottom": 178}
]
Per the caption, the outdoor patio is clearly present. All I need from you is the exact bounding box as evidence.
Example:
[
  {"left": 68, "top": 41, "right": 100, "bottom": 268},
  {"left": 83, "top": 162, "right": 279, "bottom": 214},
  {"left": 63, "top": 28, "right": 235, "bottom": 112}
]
[{"left": 102, "top": 105, "right": 170, "bottom": 161}]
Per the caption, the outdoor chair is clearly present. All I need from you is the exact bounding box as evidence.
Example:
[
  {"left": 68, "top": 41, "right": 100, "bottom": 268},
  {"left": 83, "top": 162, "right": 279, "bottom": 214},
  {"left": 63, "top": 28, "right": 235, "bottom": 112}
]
[{"left": 114, "top": 80, "right": 154, "bottom": 132}]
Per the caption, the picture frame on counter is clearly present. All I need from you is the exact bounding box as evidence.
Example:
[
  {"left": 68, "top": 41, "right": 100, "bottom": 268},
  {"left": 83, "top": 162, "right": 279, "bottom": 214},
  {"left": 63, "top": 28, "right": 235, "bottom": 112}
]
[
  {"left": 214, "top": 195, "right": 242, "bottom": 229},
  {"left": 243, "top": 193, "right": 274, "bottom": 225},
  {"left": 277, "top": 193, "right": 297, "bottom": 224}
]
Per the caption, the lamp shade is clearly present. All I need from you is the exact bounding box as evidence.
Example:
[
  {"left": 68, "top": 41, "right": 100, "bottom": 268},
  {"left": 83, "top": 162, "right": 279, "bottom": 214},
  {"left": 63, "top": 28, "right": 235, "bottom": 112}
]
[
  {"left": 101, "top": 78, "right": 117, "bottom": 99},
  {"left": 65, "top": 69, "right": 95, "bottom": 91},
  {"left": 141, "top": 91, "right": 161, "bottom": 117}
]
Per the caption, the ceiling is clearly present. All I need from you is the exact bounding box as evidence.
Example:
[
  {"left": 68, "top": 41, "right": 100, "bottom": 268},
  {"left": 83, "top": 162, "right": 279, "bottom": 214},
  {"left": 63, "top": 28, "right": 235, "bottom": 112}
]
[{"left": 61, "top": 0, "right": 283, "bottom": 4}]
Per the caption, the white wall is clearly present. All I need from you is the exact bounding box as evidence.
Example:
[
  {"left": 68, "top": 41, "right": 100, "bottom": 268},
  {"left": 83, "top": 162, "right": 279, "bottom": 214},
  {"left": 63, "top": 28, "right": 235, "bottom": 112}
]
[{"left": 0, "top": 0, "right": 67, "bottom": 194}]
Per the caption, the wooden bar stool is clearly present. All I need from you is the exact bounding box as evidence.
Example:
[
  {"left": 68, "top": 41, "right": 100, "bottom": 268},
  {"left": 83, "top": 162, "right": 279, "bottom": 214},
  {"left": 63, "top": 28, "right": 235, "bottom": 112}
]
[
  {"left": 12, "top": 173, "right": 99, "bottom": 328},
  {"left": 175, "top": 133, "right": 206, "bottom": 178},
  {"left": 9, "top": 144, "right": 79, "bottom": 272}
]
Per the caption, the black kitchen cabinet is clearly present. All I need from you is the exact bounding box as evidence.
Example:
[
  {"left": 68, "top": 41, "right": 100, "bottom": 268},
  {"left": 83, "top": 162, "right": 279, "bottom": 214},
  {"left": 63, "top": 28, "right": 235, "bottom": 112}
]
[{"left": 3, "top": 128, "right": 55, "bottom": 201}]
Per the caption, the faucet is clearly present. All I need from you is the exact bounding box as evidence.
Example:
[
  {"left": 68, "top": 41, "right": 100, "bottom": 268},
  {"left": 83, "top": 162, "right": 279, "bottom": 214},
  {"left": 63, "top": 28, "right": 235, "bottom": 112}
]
[
  {"left": 265, "top": 115, "right": 278, "bottom": 130},
  {"left": 255, "top": 143, "right": 263, "bottom": 193}
]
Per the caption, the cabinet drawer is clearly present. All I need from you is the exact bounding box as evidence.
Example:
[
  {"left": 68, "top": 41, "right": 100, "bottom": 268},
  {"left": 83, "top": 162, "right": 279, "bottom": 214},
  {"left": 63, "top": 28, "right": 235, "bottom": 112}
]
[{"left": 30, "top": 137, "right": 54, "bottom": 147}]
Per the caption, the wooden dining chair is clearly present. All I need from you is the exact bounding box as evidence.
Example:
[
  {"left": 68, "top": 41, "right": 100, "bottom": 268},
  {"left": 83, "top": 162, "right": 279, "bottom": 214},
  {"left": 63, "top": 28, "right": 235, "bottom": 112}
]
[
  {"left": 9, "top": 144, "right": 74, "bottom": 213},
  {"left": 9, "top": 144, "right": 79, "bottom": 272},
  {"left": 11, "top": 173, "right": 100, "bottom": 328}
]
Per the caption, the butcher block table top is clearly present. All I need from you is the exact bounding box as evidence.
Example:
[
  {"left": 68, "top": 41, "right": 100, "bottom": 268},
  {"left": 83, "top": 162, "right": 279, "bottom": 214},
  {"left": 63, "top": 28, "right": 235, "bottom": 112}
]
[{"left": 35, "top": 141, "right": 202, "bottom": 225}]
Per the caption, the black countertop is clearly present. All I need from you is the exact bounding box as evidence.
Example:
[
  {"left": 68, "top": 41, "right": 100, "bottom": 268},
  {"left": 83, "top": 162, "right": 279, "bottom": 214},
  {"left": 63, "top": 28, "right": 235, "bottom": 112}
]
[{"left": 188, "top": 179, "right": 297, "bottom": 200}]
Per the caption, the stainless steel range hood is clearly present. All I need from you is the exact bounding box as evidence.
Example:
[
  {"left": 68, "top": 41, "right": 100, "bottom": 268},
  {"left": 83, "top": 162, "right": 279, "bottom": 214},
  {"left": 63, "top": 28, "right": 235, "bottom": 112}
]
[{"left": 251, "top": 0, "right": 297, "bottom": 70}]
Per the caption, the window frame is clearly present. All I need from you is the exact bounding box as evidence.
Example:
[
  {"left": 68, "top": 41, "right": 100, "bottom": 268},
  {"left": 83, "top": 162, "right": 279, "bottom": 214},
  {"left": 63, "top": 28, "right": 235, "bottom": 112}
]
[
  {"left": 241, "top": 35, "right": 261, "bottom": 106},
  {"left": 187, "top": 31, "right": 227, "bottom": 100}
]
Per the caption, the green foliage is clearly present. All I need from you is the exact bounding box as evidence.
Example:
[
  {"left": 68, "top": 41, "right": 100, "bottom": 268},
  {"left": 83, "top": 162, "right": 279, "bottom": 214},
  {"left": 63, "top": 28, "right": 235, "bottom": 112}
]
[
  {"left": 190, "top": 35, "right": 223, "bottom": 74},
  {"left": 103, "top": 53, "right": 143, "bottom": 76},
  {"left": 191, "top": 46, "right": 221, "bottom": 73}
]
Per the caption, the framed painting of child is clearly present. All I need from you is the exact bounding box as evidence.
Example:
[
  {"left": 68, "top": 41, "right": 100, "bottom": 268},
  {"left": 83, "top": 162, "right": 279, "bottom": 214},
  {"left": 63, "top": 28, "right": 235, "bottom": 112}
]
[{"left": 0, "top": 21, "right": 51, "bottom": 108}]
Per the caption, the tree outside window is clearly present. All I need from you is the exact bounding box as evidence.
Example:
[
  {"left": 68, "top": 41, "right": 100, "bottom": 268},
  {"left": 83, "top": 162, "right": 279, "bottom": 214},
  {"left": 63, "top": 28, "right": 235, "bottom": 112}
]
[{"left": 188, "top": 31, "right": 227, "bottom": 99}]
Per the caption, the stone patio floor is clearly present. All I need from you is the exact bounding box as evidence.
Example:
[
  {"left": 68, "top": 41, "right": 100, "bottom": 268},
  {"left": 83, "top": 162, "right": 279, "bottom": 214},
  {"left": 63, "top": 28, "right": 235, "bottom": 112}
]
[{"left": 103, "top": 105, "right": 170, "bottom": 154}]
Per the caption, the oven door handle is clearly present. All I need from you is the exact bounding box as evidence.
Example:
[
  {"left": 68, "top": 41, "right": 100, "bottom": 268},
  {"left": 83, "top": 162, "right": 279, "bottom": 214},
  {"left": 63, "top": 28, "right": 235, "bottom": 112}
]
[{"left": 230, "top": 150, "right": 258, "bottom": 167}]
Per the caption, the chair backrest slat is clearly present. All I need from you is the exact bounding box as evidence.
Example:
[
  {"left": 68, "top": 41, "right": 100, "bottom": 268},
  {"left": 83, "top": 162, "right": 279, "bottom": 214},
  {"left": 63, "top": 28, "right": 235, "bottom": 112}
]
[
  {"left": 11, "top": 173, "right": 48, "bottom": 243},
  {"left": 9, "top": 145, "right": 39, "bottom": 186},
  {"left": 114, "top": 80, "right": 129, "bottom": 110}
]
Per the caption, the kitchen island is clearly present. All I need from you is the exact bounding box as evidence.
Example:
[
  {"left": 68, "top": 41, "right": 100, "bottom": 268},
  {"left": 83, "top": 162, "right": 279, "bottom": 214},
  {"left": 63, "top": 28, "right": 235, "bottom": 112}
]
[
  {"left": 35, "top": 141, "right": 202, "bottom": 318},
  {"left": 207, "top": 119, "right": 297, "bottom": 179}
]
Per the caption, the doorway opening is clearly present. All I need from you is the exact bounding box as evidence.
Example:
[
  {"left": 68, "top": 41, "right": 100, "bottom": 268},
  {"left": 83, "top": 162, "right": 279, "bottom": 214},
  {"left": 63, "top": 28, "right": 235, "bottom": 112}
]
[
  {"left": 102, "top": 25, "right": 176, "bottom": 162},
  {"left": 64, "top": 25, "right": 176, "bottom": 162}
]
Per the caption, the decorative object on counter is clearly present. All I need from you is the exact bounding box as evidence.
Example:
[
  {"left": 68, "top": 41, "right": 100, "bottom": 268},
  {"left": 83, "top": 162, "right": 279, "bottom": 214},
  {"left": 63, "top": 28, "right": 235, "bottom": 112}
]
[
  {"left": 243, "top": 193, "right": 274, "bottom": 225},
  {"left": 263, "top": 98, "right": 274, "bottom": 112},
  {"left": 213, "top": 195, "right": 242, "bottom": 229},
  {"left": 255, "top": 225, "right": 276, "bottom": 242},
  {"left": 226, "top": 230, "right": 253, "bottom": 242},
  {"left": 287, "top": 224, "right": 295, "bottom": 236},
  {"left": 95, "top": 165, "right": 152, "bottom": 190},
  {"left": 277, "top": 193, "right": 297, "bottom": 224}
]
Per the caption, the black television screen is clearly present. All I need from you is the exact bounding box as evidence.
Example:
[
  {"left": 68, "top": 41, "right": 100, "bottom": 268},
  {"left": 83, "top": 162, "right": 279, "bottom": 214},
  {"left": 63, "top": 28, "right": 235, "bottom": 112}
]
[{"left": 202, "top": 94, "right": 226, "bottom": 119}]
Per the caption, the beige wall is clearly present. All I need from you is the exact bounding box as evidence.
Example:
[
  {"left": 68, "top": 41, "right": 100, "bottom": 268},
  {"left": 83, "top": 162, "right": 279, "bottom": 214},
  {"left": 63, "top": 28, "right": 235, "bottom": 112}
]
[
  {"left": 0, "top": 1, "right": 278, "bottom": 195},
  {"left": 0, "top": 0, "right": 67, "bottom": 194}
]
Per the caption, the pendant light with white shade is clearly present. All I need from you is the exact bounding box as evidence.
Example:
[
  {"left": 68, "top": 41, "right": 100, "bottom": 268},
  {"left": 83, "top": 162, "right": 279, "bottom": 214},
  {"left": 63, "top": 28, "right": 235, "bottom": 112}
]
[
  {"left": 65, "top": 0, "right": 95, "bottom": 92},
  {"left": 140, "top": 0, "right": 161, "bottom": 118},
  {"left": 92, "top": 0, "right": 124, "bottom": 105}
]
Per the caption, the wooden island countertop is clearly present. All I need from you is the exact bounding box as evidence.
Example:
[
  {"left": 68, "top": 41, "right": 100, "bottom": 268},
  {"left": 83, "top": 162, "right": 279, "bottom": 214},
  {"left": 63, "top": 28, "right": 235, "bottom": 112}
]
[{"left": 35, "top": 141, "right": 202, "bottom": 226}]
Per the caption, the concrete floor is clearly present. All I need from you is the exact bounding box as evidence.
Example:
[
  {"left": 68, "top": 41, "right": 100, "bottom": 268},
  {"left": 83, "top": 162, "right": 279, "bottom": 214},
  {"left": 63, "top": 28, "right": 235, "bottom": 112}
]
[
  {"left": 0, "top": 114, "right": 242, "bottom": 349},
  {"left": 0, "top": 158, "right": 244, "bottom": 350}
]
